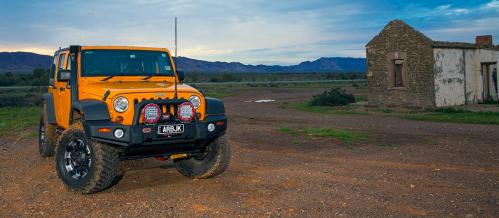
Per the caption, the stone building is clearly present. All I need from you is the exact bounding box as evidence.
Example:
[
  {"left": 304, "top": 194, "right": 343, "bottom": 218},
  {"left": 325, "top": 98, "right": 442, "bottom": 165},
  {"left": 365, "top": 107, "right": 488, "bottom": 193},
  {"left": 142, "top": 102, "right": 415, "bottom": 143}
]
[{"left": 366, "top": 20, "right": 499, "bottom": 108}]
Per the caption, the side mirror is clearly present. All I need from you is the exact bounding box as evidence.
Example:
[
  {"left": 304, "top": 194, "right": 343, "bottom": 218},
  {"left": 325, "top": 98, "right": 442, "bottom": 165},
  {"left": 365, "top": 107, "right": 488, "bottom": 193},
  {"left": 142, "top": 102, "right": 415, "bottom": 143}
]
[
  {"left": 177, "top": 70, "right": 184, "bottom": 82},
  {"left": 57, "top": 69, "right": 71, "bottom": 82}
]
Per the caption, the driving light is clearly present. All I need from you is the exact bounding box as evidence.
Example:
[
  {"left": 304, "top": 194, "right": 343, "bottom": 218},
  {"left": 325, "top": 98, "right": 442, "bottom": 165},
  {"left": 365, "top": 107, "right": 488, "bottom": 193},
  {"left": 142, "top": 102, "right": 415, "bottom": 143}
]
[
  {"left": 178, "top": 102, "right": 195, "bottom": 121},
  {"left": 114, "top": 97, "right": 129, "bottom": 113},
  {"left": 142, "top": 103, "right": 161, "bottom": 124}
]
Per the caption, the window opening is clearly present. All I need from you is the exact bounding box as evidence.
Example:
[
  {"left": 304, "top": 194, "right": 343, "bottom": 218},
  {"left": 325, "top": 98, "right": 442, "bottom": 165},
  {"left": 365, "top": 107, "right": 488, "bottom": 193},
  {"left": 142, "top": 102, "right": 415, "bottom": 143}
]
[{"left": 394, "top": 60, "right": 403, "bottom": 87}]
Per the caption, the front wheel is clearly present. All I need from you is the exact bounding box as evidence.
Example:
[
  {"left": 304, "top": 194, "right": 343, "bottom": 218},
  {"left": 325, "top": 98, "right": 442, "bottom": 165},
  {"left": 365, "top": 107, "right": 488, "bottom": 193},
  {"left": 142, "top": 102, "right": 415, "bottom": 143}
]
[
  {"left": 174, "top": 132, "right": 230, "bottom": 179},
  {"left": 55, "top": 123, "right": 119, "bottom": 194}
]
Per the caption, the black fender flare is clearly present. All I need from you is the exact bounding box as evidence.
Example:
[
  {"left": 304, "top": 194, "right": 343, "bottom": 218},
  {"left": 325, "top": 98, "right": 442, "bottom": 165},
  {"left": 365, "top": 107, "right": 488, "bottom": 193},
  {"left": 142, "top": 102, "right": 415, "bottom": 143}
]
[
  {"left": 71, "top": 99, "right": 111, "bottom": 122},
  {"left": 42, "top": 93, "right": 57, "bottom": 124},
  {"left": 205, "top": 97, "right": 225, "bottom": 115}
]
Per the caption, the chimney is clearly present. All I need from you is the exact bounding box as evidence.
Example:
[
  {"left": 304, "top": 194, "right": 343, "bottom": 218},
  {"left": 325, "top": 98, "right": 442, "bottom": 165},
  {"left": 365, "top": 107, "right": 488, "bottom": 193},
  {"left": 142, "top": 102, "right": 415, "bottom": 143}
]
[{"left": 475, "top": 35, "right": 492, "bottom": 46}]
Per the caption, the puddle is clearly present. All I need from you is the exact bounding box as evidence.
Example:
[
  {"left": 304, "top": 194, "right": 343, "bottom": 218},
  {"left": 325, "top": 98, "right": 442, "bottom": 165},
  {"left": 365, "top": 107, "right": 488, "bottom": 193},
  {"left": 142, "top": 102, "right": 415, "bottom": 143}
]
[{"left": 255, "top": 99, "right": 275, "bottom": 102}]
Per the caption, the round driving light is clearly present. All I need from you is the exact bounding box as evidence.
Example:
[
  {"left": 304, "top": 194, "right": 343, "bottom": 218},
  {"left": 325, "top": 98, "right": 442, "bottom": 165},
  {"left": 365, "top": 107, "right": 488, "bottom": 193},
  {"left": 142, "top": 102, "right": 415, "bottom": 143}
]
[
  {"left": 114, "top": 97, "right": 129, "bottom": 113},
  {"left": 142, "top": 103, "right": 161, "bottom": 124},
  {"left": 114, "top": 129, "right": 124, "bottom": 138},
  {"left": 207, "top": 123, "right": 215, "bottom": 132},
  {"left": 178, "top": 102, "right": 195, "bottom": 121},
  {"left": 188, "top": 95, "right": 201, "bottom": 109}
]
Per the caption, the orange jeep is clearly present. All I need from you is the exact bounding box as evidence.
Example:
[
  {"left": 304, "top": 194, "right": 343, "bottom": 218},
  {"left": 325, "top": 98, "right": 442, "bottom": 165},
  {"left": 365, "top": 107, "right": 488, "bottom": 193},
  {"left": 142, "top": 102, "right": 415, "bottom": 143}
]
[{"left": 39, "top": 45, "right": 230, "bottom": 194}]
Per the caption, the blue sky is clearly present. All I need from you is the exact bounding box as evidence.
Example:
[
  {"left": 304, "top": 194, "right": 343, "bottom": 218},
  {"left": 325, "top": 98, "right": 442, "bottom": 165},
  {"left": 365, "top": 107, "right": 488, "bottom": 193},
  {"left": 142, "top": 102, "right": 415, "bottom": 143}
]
[{"left": 0, "top": 0, "right": 498, "bottom": 65}]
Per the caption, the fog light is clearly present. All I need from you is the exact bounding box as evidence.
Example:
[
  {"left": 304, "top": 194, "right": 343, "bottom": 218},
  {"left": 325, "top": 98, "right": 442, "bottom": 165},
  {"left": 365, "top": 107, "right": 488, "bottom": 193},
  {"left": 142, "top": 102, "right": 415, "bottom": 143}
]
[
  {"left": 207, "top": 123, "right": 215, "bottom": 132},
  {"left": 114, "top": 129, "right": 124, "bottom": 139}
]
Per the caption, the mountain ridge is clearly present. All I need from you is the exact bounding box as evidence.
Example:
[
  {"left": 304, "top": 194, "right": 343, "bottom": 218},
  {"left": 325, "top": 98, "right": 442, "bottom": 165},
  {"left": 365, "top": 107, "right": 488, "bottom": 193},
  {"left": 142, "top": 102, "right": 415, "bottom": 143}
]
[{"left": 0, "top": 52, "right": 366, "bottom": 74}]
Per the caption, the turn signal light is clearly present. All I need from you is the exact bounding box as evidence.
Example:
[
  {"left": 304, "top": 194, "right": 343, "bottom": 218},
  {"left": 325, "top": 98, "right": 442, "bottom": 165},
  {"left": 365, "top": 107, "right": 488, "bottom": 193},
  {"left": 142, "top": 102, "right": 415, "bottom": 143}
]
[
  {"left": 98, "top": 128, "right": 111, "bottom": 133},
  {"left": 115, "top": 116, "right": 124, "bottom": 124},
  {"left": 216, "top": 121, "right": 225, "bottom": 126}
]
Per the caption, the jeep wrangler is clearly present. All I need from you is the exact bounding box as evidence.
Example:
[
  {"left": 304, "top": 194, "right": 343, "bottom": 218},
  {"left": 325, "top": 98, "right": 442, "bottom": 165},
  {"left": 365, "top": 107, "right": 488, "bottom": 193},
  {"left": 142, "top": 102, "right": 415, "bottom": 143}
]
[{"left": 39, "top": 45, "right": 230, "bottom": 194}]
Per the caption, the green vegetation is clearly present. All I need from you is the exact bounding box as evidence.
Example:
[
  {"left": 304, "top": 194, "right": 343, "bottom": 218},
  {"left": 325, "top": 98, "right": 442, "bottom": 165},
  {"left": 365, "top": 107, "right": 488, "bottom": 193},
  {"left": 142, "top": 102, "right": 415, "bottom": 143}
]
[
  {"left": 308, "top": 87, "right": 356, "bottom": 107},
  {"left": 0, "top": 106, "right": 41, "bottom": 137},
  {"left": 289, "top": 102, "right": 370, "bottom": 115},
  {"left": 355, "top": 95, "right": 367, "bottom": 102},
  {"left": 184, "top": 71, "right": 367, "bottom": 83},
  {"left": 1, "top": 68, "right": 50, "bottom": 87},
  {"left": 433, "top": 107, "right": 470, "bottom": 113},
  {"left": 279, "top": 125, "right": 369, "bottom": 144},
  {"left": 191, "top": 84, "right": 235, "bottom": 98},
  {"left": 0, "top": 87, "right": 45, "bottom": 107},
  {"left": 482, "top": 98, "right": 499, "bottom": 105},
  {"left": 375, "top": 108, "right": 395, "bottom": 113},
  {"left": 290, "top": 100, "right": 498, "bottom": 125},
  {"left": 395, "top": 109, "right": 499, "bottom": 125}
]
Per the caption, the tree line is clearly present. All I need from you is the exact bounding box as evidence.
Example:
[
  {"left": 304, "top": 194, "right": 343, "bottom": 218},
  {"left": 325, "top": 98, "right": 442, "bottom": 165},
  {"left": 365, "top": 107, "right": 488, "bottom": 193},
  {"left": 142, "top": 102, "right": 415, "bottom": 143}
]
[
  {"left": 186, "top": 71, "right": 367, "bottom": 83},
  {"left": 1, "top": 68, "right": 49, "bottom": 86}
]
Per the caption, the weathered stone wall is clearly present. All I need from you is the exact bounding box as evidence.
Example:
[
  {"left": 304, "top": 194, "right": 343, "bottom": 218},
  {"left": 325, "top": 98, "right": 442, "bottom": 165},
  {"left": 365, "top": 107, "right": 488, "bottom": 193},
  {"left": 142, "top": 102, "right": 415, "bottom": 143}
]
[{"left": 366, "top": 20, "right": 435, "bottom": 108}]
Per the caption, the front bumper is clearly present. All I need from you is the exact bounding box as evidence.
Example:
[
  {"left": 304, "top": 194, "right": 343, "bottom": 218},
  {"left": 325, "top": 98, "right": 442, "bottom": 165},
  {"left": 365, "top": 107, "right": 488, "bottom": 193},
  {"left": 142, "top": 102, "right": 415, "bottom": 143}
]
[{"left": 81, "top": 114, "right": 227, "bottom": 156}]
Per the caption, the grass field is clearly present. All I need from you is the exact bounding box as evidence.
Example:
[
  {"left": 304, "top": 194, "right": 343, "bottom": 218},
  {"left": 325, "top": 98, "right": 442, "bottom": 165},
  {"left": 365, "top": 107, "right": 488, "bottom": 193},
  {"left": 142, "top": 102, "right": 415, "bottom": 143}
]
[{"left": 0, "top": 106, "right": 41, "bottom": 138}]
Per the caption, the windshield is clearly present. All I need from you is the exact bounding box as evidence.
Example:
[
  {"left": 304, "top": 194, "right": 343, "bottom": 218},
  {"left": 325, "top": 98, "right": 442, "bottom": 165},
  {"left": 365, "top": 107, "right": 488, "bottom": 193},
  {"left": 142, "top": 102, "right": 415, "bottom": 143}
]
[{"left": 81, "top": 49, "right": 175, "bottom": 77}]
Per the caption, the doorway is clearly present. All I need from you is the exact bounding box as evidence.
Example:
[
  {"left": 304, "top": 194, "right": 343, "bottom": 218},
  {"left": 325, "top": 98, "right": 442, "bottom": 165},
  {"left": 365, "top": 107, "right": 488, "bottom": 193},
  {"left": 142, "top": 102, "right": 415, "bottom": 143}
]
[{"left": 482, "top": 63, "right": 498, "bottom": 101}]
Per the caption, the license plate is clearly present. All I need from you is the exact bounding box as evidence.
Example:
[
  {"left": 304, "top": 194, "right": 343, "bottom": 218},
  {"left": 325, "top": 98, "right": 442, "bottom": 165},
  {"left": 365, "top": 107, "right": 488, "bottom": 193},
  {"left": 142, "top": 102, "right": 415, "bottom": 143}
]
[{"left": 157, "top": 124, "right": 184, "bottom": 134}]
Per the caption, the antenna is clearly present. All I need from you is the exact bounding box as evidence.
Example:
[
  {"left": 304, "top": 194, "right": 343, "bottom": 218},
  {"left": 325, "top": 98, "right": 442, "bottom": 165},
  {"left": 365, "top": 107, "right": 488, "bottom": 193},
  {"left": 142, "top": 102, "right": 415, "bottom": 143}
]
[{"left": 174, "top": 17, "right": 178, "bottom": 99}]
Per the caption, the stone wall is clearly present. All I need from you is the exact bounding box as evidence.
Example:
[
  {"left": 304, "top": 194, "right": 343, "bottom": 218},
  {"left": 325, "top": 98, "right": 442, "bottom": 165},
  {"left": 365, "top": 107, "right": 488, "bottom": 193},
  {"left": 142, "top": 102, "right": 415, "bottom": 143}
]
[{"left": 366, "top": 20, "right": 435, "bottom": 108}]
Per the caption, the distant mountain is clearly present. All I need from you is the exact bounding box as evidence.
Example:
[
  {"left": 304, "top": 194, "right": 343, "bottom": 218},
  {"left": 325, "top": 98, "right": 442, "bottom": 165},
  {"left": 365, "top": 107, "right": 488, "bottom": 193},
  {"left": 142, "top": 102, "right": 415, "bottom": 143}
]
[
  {"left": 0, "top": 52, "right": 52, "bottom": 74},
  {"left": 175, "top": 57, "right": 366, "bottom": 73},
  {"left": 0, "top": 52, "right": 366, "bottom": 74}
]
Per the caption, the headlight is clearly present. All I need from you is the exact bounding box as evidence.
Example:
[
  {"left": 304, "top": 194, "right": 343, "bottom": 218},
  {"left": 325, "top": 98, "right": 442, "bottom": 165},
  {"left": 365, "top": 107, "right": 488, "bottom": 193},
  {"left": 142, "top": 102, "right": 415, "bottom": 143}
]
[
  {"left": 188, "top": 95, "right": 201, "bottom": 109},
  {"left": 114, "top": 97, "right": 129, "bottom": 113}
]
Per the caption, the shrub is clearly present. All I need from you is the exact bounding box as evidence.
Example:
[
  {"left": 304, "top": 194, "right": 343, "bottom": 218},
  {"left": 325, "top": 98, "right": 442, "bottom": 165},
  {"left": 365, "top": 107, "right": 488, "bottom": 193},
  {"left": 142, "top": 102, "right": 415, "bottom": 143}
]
[
  {"left": 308, "top": 87, "right": 356, "bottom": 106},
  {"left": 209, "top": 77, "right": 221, "bottom": 82}
]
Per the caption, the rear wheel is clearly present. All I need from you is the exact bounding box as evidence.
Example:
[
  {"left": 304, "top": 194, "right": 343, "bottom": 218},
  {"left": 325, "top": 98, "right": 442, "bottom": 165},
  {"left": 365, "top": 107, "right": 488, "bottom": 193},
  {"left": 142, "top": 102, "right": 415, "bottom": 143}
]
[
  {"left": 55, "top": 123, "right": 119, "bottom": 194},
  {"left": 39, "top": 105, "right": 58, "bottom": 157},
  {"left": 174, "top": 132, "right": 230, "bottom": 179}
]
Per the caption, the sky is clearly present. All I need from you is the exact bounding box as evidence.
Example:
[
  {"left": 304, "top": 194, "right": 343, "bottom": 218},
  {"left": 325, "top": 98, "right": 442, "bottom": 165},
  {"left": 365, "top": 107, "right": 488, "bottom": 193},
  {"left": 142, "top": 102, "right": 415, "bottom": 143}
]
[{"left": 0, "top": 0, "right": 498, "bottom": 66}]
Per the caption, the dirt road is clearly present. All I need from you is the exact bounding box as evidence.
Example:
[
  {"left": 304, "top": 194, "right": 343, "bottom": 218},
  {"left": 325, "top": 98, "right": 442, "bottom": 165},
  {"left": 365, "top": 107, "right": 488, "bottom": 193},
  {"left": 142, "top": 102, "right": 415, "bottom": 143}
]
[{"left": 1, "top": 87, "right": 498, "bottom": 217}]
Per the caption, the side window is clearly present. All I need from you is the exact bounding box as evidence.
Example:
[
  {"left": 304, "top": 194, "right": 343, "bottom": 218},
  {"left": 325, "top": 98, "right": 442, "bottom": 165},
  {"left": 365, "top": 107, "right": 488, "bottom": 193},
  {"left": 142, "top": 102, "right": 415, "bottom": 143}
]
[
  {"left": 66, "top": 55, "right": 71, "bottom": 70},
  {"left": 58, "top": 54, "right": 66, "bottom": 69},
  {"left": 49, "top": 55, "right": 58, "bottom": 80}
]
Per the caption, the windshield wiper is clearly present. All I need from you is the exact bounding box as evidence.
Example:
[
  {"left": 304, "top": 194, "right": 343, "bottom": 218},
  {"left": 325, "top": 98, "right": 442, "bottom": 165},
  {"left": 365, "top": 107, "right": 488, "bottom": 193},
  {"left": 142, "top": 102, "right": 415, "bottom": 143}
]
[
  {"left": 101, "top": 73, "right": 138, "bottom": 81},
  {"left": 141, "top": 74, "right": 171, "bottom": 81}
]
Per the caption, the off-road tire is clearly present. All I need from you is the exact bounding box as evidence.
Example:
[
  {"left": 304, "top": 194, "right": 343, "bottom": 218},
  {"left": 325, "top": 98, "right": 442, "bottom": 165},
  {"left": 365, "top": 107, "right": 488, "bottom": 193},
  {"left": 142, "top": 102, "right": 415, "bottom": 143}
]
[
  {"left": 55, "top": 123, "right": 119, "bottom": 194},
  {"left": 39, "top": 104, "right": 58, "bottom": 157},
  {"left": 174, "top": 132, "right": 230, "bottom": 179}
]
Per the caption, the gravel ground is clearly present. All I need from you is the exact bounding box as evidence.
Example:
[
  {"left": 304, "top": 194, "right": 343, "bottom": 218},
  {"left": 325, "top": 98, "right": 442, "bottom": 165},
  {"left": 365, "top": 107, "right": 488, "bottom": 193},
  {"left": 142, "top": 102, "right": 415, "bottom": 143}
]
[{"left": 0, "top": 87, "right": 498, "bottom": 217}]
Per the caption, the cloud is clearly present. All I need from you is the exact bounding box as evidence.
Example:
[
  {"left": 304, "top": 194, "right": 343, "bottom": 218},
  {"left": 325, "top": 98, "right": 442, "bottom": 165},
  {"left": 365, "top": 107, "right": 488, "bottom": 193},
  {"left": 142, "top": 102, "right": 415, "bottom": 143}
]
[{"left": 0, "top": 0, "right": 497, "bottom": 64}]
